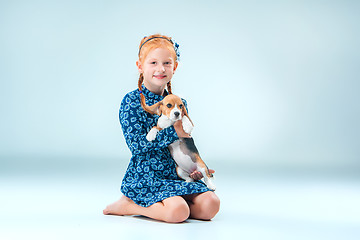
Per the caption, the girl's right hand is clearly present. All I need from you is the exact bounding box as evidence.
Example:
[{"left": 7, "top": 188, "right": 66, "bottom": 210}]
[{"left": 190, "top": 169, "right": 215, "bottom": 181}]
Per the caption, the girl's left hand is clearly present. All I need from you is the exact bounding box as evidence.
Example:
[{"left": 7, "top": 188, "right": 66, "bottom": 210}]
[{"left": 190, "top": 169, "right": 215, "bottom": 181}]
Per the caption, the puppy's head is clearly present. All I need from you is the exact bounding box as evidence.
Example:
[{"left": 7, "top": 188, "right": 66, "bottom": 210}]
[
  {"left": 145, "top": 94, "right": 188, "bottom": 121},
  {"left": 161, "top": 95, "right": 186, "bottom": 121}
]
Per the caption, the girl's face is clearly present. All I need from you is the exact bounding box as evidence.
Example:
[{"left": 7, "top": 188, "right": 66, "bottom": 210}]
[{"left": 137, "top": 47, "right": 178, "bottom": 94}]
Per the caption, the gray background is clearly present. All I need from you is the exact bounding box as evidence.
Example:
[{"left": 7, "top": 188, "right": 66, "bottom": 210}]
[
  {"left": 1, "top": 0, "right": 359, "bottom": 168},
  {"left": 1, "top": 1, "right": 359, "bottom": 239}
]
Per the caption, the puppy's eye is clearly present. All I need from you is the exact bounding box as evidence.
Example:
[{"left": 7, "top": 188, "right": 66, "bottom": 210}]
[
  {"left": 179, "top": 104, "right": 183, "bottom": 109},
  {"left": 166, "top": 103, "right": 172, "bottom": 108}
]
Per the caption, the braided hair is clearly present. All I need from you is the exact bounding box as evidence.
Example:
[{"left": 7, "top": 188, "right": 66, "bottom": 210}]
[{"left": 137, "top": 34, "right": 178, "bottom": 113}]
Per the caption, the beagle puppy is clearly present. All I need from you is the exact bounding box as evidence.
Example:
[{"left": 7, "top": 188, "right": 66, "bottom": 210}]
[
  {"left": 144, "top": 94, "right": 193, "bottom": 141},
  {"left": 144, "top": 94, "right": 216, "bottom": 190}
]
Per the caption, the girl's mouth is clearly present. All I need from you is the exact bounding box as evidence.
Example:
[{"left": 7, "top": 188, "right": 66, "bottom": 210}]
[{"left": 153, "top": 75, "right": 166, "bottom": 79}]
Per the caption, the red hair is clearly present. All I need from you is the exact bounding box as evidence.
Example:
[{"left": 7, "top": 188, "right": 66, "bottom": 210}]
[{"left": 137, "top": 34, "right": 177, "bottom": 112}]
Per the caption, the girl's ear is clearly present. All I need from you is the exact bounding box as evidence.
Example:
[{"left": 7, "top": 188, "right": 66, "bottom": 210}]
[
  {"left": 136, "top": 60, "right": 143, "bottom": 73},
  {"left": 173, "top": 61, "right": 178, "bottom": 73}
]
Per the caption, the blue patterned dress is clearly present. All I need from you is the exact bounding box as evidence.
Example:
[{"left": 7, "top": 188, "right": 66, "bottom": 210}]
[{"left": 119, "top": 86, "right": 211, "bottom": 207}]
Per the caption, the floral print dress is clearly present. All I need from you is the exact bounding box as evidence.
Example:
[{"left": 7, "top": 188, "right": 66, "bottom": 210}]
[{"left": 119, "top": 86, "right": 211, "bottom": 207}]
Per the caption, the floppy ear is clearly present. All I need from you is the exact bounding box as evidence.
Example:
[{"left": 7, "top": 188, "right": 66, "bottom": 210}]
[
  {"left": 143, "top": 101, "right": 163, "bottom": 116},
  {"left": 181, "top": 104, "right": 194, "bottom": 126}
]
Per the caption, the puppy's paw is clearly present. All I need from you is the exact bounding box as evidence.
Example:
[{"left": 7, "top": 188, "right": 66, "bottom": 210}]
[
  {"left": 182, "top": 116, "right": 194, "bottom": 134},
  {"left": 207, "top": 182, "right": 216, "bottom": 191},
  {"left": 146, "top": 128, "right": 159, "bottom": 142},
  {"left": 205, "top": 178, "right": 216, "bottom": 191}
]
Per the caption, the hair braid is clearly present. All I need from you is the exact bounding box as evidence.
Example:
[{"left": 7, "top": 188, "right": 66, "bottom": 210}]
[
  {"left": 138, "top": 73, "right": 148, "bottom": 111},
  {"left": 167, "top": 81, "right": 172, "bottom": 94}
]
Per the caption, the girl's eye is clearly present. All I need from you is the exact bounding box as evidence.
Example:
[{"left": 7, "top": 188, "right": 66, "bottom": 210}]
[
  {"left": 164, "top": 62, "right": 170, "bottom": 65},
  {"left": 151, "top": 62, "right": 156, "bottom": 64},
  {"left": 166, "top": 104, "right": 172, "bottom": 108}
]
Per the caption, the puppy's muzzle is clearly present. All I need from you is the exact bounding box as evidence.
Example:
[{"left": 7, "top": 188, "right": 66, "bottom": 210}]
[{"left": 174, "top": 112, "right": 180, "bottom": 118}]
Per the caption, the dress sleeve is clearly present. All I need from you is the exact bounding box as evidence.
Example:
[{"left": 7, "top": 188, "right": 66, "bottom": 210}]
[
  {"left": 119, "top": 94, "right": 179, "bottom": 156},
  {"left": 181, "top": 98, "right": 188, "bottom": 113}
]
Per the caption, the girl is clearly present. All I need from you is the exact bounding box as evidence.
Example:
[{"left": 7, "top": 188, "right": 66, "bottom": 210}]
[{"left": 103, "top": 34, "right": 220, "bottom": 223}]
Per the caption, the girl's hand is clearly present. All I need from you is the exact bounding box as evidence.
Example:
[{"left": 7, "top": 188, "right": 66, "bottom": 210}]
[
  {"left": 173, "top": 120, "right": 191, "bottom": 138},
  {"left": 190, "top": 169, "right": 215, "bottom": 181}
]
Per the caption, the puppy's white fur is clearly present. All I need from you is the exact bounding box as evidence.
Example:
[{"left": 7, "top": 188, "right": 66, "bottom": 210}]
[
  {"left": 182, "top": 116, "right": 193, "bottom": 134},
  {"left": 169, "top": 104, "right": 182, "bottom": 121},
  {"left": 158, "top": 114, "right": 173, "bottom": 129},
  {"left": 146, "top": 128, "right": 159, "bottom": 142}
]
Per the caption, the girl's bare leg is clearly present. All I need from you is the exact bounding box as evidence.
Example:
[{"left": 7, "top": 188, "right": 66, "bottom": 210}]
[
  {"left": 183, "top": 191, "right": 220, "bottom": 220},
  {"left": 103, "top": 195, "right": 190, "bottom": 223}
]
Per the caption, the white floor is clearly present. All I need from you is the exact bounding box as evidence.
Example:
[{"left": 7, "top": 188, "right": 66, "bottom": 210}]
[{"left": 1, "top": 159, "right": 360, "bottom": 240}]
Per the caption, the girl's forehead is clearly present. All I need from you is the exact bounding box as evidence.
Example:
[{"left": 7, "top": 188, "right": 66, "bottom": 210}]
[{"left": 146, "top": 48, "right": 173, "bottom": 59}]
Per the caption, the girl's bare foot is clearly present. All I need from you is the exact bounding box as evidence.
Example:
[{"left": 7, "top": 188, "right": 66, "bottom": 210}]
[{"left": 103, "top": 195, "right": 133, "bottom": 215}]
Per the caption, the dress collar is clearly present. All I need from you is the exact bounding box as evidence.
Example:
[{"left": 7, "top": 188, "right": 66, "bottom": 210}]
[{"left": 141, "top": 85, "right": 168, "bottom": 101}]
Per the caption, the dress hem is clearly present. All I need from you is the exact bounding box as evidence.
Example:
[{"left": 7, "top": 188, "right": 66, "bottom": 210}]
[{"left": 121, "top": 187, "right": 213, "bottom": 208}]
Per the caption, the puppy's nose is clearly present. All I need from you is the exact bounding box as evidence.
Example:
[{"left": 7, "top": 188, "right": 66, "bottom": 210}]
[{"left": 174, "top": 112, "right": 180, "bottom": 118}]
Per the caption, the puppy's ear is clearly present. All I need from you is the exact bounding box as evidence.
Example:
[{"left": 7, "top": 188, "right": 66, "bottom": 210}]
[
  {"left": 144, "top": 101, "right": 163, "bottom": 115},
  {"left": 181, "top": 104, "right": 194, "bottom": 126}
]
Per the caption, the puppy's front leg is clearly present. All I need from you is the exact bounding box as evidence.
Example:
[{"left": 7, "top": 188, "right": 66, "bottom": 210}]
[
  {"left": 182, "top": 116, "right": 194, "bottom": 134},
  {"left": 146, "top": 126, "right": 161, "bottom": 141}
]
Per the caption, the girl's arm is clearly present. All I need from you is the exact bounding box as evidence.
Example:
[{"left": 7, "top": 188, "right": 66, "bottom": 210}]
[{"left": 119, "top": 95, "right": 179, "bottom": 155}]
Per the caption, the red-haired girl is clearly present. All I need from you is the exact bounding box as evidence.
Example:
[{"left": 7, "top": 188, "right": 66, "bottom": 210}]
[{"left": 103, "top": 34, "right": 220, "bottom": 223}]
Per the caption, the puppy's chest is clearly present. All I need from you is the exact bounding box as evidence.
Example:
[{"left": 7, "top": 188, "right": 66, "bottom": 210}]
[{"left": 158, "top": 115, "right": 174, "bottom": 129}]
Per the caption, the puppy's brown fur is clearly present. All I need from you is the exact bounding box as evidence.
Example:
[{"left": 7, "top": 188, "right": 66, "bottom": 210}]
[{"left": 143, "top": 94, "right": 193, "bottom": 130}]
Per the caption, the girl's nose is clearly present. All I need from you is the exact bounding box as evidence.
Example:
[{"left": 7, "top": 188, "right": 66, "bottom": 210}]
[{"left": 157, "top": 64, "right": 165, "bottom": 72}]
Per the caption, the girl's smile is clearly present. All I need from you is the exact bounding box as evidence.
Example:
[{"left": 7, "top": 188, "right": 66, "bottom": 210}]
[
  {"left": 153, "top": 74, "right": 166, "bottom": 79},
  {"left": 137, "top": 47, "right": 178, "bottom": 95}
]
